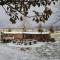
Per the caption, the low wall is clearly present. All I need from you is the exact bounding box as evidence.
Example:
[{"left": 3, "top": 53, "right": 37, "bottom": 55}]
[{"left": 1, "top": 32, "right": 50, "bottom": 41}]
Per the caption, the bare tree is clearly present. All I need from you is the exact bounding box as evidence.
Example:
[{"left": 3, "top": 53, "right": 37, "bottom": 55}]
[
  {"left": 38, "top": 23, "right": 43, "bottom": 32},
  {"left": 0, "top": 0, "right": 58, "bottom": 31},
  {"left": 8, "top": 28, "right": 11, "bottom": 32},
  {"left": 49, "top": 26, "right": 55, "bottom": 33}
]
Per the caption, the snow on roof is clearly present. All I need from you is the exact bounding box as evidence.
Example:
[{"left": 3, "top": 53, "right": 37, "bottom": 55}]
[
  {"left": 23, "top": 32, "right": 49, "bottom": 34},
  {"left": 2, "top": 32, "right": 50, "bottom": 34},
  {"left": 3, "top": 32, "right": 23, "bottom": 34}
]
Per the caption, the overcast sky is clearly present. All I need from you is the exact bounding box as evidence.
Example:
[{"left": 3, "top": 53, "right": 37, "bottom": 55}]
[{"left": 0, "top": 1, "right": 60, "bottom": 28}]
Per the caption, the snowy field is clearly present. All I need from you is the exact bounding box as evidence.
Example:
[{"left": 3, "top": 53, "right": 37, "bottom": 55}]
[
  {"left": 0, "top": 32, "right": 60, "bottom": 60},
  {"left": 51, "top": 32, "right": 60, "bottom": 41},
  {"left": 0, "top": 41, "right": 60, "bottom": 60}
]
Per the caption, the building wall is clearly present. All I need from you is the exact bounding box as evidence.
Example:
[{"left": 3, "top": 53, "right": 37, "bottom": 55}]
[
  {"left": 24, "top": 34, "right": 50, "bottom": 41},
  {"left": 2, "top": 34, "right": 23, "bottom": 40},
  {"left": 1, "top": 33, "right": 50, "bottom": 41}
]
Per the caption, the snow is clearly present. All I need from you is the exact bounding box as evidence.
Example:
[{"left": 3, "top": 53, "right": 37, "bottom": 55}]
[
  {"left": 7, "top": 42, "right": 47, "bottom": 49},
  {"left": 2, "top": 32, "right": 23, "bottom": 34},
  {"left": 2, "top": 32, "right": 49, "bottom": 34},
  {"left": 0, "top": 41, "right": 60, "bottom": 60},
  {"left": 0, "top": 43, "right": 41, "bottom": 60},
  {"left": 0, "top": 32, "right": 60, "bottom": 60},
  {"left": 23, "top": 32, "right": 49, "bottom": 34}
]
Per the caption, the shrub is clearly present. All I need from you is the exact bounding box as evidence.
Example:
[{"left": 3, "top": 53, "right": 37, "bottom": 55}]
[{"left": 38, "top": 29, "right": 44, "bottom": 32}]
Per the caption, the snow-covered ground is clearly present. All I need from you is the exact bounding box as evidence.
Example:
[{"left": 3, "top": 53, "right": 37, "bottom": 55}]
[
  {"left": 0, "top": 41, "right": 60, "bottom": 60},
  {"left": 0, "top": 32, "right": 60, "bottom": 60}
]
